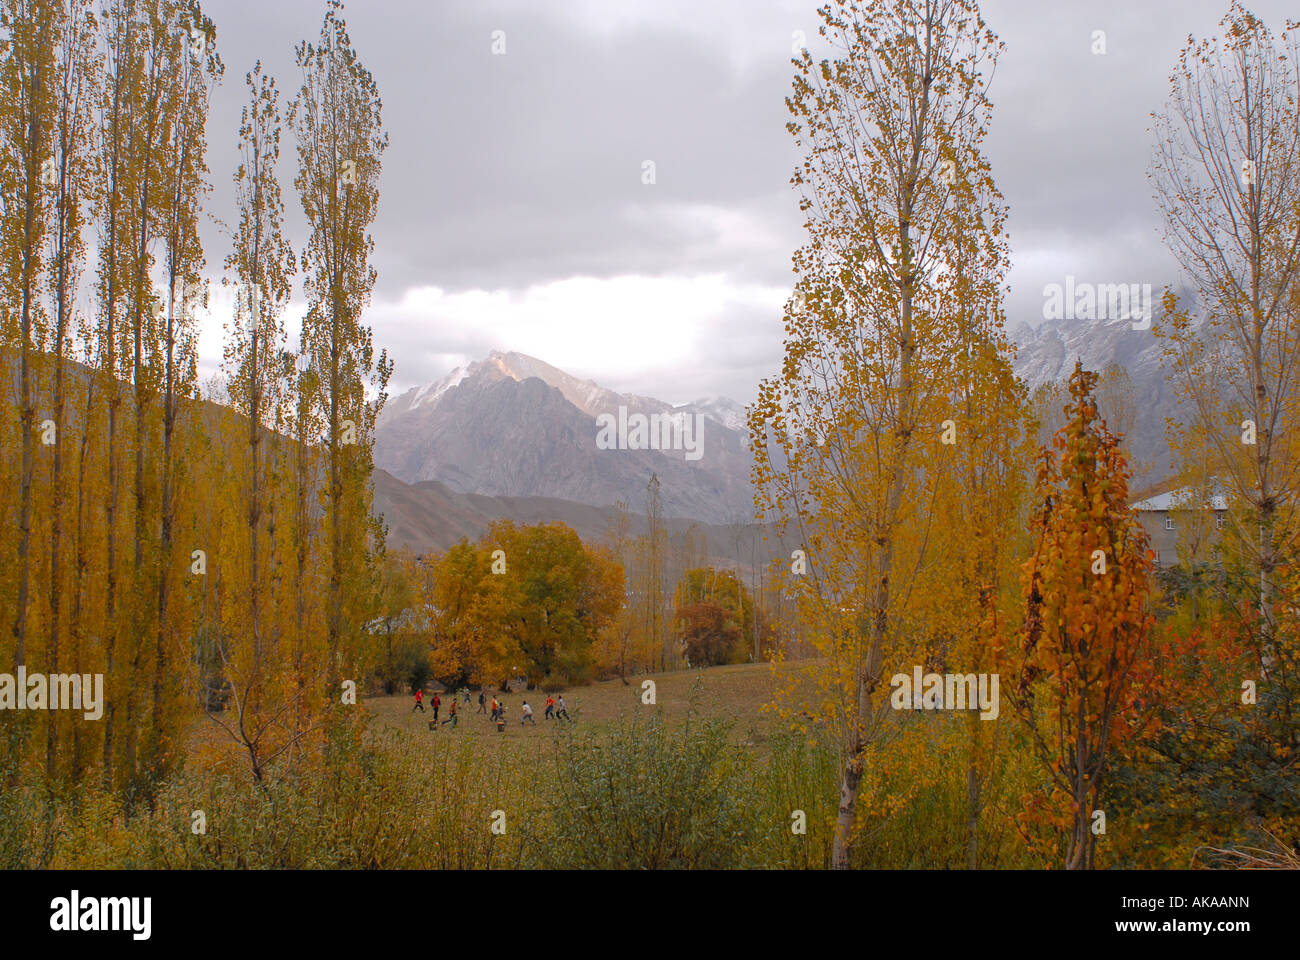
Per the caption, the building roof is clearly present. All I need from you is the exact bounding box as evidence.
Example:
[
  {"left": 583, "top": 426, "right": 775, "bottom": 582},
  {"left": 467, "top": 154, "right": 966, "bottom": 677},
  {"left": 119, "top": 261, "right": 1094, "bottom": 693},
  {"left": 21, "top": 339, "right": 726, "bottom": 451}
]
[{"left": 1131, "top": 486, "right": 1228, "bottom": 512}]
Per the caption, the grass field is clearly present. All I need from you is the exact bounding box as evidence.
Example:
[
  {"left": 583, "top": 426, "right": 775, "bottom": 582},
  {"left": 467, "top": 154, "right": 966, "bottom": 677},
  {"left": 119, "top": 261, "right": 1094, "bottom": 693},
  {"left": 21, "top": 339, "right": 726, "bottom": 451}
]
[
  {"left": 2, "top": 661, "right": 1064, "bottom": 870},
  {"left": 368, "top": 662, "right": 793, "bottom": 755}
]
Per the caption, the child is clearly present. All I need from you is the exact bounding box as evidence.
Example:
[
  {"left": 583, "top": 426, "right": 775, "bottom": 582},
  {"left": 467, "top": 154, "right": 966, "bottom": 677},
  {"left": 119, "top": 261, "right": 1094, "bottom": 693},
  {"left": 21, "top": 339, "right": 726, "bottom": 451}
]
[
  {"left": 544, "top": 695, "right": 554, "bottom": 720},
  {"left": 555, "top": 695, "right": 570, "bottom": 720},
  {"left": 432, "top": 692, "right": 441, "bottom": 722},
  {"left": 521, "top": 701, "right": 535, "bottom": 725},
  {"left": 477, "top": 691, "right": 487, "bottom": 714},
  {"left": 412, "top": 689, "right": 425, "bottom": 713},
  {"left": 442, "top": 698, "right": 458, "bottom": 727}
]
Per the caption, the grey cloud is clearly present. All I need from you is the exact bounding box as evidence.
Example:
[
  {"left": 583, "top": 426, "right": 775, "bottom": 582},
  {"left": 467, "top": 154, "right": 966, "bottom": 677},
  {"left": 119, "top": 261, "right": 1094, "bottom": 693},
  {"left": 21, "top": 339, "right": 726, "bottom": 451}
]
[{"left": 199, "top": 0, "right": 1296, "bottom": 398}]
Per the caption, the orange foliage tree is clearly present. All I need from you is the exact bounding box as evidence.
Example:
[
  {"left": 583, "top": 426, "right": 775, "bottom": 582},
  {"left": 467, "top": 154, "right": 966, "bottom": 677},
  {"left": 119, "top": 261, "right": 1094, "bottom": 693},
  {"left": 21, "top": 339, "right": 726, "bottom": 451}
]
[
  {"left": 426, "top": 521, "right": 624, "bottom": 689},
  {"left": 1001, "top": 363, "right": 1161, "bottom": 869}
]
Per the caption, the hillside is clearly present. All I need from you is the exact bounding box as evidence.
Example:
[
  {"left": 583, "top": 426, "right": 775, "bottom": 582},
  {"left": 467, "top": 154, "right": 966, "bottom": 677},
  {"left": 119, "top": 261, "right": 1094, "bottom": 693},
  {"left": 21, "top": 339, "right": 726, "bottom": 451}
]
[{"left": 371, "top": 467, "right": 788, "bottom": 566}]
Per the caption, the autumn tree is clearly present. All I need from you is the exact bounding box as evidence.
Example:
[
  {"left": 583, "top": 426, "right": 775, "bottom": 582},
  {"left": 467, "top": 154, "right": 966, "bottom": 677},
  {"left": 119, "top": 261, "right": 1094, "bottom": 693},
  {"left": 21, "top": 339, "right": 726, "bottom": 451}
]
[
  {"left": 119, "top": 0, "right": 187, "bottom": 797},
  {"left": 368, "top": 549, "right": 431, "bottom": 694},
  {"left": 427, "top": 539, "right": 502, "bottom": 687},
  {"left": 89, "top": 0, "right": 198, "bottom": 797},
  {"left": 1002, "top": 364, "right": 1159, "bottom": 870},
  {"left": 602, "top": 495, "right": 669, "bottom": 678},
  {"left": 90, "top": 0, "right": 136, "bottom": 792},
  {"left": 426, "top": 524, "right": 624, "bottom": 688},
  {"left": 672, "top": 566, "right": 758, "bottom": 666},
  {"left": 487, "top": 520, "right": 622, "bottom": 686},
  {"left": 1151, "top": 4, "right": 1300, "bottom": 692},
  {"left": 1150, "top": 5, "right": 1300, "bottom": 831},
  {"left": 644, "top": 473, "right": 668, "bottom": 669},
  {"left": 41, "top": 0, "right": 97, "bottom": 781},
  {"left": 291, "top": 0, "right": 390, "bottom": 706},
  {"left": 210, "top": 58, "right": 305, "bottom": 784},
  {"left": 675, "top": 602, "right": 742, "bottom": 668},
  {"left": 931, "top": 356, "right": 1029, "bottom": 869},
  {"left": 140, "top": 0, "right": 219, "bottom": 794},
  {"left": 752, "top": 0, "right": 1012, "bottom": 869},
  {"left": 597, "top": 498, "right": 639, "bottom": 681},
  {"left": 0, "top": 0, "right": 59, "bottom": 774}
]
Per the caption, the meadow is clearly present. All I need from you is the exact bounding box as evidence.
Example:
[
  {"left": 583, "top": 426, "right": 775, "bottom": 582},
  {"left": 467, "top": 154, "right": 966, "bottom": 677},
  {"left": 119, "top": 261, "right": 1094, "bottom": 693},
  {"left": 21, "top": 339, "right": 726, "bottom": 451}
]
[{"left": 1, "top": 662, "right": 1077, "bottom": 870}]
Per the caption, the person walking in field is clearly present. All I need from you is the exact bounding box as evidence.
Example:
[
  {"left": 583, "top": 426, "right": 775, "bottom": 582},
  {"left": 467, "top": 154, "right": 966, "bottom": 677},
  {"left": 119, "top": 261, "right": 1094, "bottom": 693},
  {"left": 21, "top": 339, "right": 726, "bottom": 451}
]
[
  {"left": 555, "top": 695, "right": 570, "bottom": 720},
  {"left": 442, "top": 699, "right": 458, "bottom": 727},
  {"left": 432, "top": 692, "right": 441, "bottom": 722},
  {"left": 520, "top": 701, "right": 535, "bottom": 725},
  {"left": 477, "top": 691, "right": 486, "bottom": 714},
  {"left": 412, "top": 689, "right": 425, "bottom": 713},
  {"left": 544, "top": 695, "right": 554, "bottom": 720},
  {"left": 490, "top": 696, "right": 500, "bottom": 721}
]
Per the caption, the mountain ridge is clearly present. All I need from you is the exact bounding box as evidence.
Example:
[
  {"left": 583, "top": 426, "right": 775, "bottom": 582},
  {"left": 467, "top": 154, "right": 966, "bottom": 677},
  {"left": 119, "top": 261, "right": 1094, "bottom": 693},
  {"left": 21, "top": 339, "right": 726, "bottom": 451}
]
[
  {"left": 377, "top": 319, "right": 1182, "bottom": 532},
  {"left": 375, "top": 350, "right": 758, "bottom": 523}
]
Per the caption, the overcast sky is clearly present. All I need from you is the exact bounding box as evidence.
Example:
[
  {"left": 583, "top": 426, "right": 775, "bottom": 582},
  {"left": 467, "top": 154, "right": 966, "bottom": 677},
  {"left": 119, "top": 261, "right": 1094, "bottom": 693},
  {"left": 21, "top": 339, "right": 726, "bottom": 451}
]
[{"left": 191, "top": 0, "right": 1297, "bottom": 406}]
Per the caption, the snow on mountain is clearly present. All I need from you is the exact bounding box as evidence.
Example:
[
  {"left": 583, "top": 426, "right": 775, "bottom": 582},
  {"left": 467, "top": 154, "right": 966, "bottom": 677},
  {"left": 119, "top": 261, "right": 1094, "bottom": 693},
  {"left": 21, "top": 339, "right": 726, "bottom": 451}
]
[
  {"left": 681, "top": 395, "right": 750, "bottom": 433},
  {"left": 404, "top": 363, "right": 472, "bottom": 410},
  {"left": 394, "top": 350, "right": 750, "bottom": 432},
  {"left": 378, "top": 315, "right": 1187, "bottom": 524},
  {"left": 1009, "top": 315, "right": 1180, "bottom": 479},
  {"left": 376, "top": 350, "right": 757, "bottom": 522}
]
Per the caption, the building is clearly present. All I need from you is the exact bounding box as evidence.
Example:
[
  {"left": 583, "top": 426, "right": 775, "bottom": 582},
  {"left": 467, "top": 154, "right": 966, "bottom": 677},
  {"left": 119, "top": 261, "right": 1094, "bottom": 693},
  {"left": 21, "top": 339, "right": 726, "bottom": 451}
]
[{"left": 1130, "top": 485, "right": 1228, "bottom": 567}]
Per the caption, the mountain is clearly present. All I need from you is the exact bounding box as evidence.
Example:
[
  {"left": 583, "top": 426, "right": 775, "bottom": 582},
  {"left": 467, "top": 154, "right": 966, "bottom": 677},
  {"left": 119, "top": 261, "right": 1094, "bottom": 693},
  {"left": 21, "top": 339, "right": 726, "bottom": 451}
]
[
  {"left": 375, "top": 351, "right": 757, "bottom": 524},
  {"left": 376, "top": 316, "right": 1185, "bottom": 535},
  {"left": 1010, "top": 316, "right": 1181, "bottom": 480}
]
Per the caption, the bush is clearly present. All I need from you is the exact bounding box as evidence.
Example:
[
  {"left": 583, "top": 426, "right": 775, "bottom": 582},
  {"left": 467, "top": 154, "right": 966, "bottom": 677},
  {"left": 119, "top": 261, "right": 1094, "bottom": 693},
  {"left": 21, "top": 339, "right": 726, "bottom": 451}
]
[
  {"left": 544, "top": 701, "right": 751, "bottom": 868},
  {"left": 0, "top": 712, "right": 544, "bottom": 869}
]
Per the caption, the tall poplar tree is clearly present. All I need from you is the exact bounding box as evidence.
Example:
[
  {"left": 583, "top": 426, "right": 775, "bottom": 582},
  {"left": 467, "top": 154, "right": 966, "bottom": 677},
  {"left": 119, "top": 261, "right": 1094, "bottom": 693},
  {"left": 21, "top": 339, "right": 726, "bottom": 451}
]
[
  {"left": 143, "top": 0, "right": 219, "bottom": 791},
  {"left": 1152, "top": 4, "right": 1300, "bottom": 674},
  {"left": 750, "top": 0, "right": 1011, "bottom": 869},
  {"left": 42, "top": 0, "right": 97, "bottom": 780},
  {"left": 216, "top": 61, "right": 300, "bottom": 781},
  {"left": 291, "top": 0, "right": 390, "bottom": 705},
  {"left": 0, "top": 0, "right": 57, "bottom": 680}
]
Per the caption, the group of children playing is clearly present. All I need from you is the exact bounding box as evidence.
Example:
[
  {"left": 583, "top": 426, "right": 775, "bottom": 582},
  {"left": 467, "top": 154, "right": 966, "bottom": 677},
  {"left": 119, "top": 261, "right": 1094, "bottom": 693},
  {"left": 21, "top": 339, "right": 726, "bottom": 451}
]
[
  {"left": 412, "top": 686, "right": 570, "bottom": 728},
  {"left": 410, "top": 689, "right": 459, "bottom": 726}
]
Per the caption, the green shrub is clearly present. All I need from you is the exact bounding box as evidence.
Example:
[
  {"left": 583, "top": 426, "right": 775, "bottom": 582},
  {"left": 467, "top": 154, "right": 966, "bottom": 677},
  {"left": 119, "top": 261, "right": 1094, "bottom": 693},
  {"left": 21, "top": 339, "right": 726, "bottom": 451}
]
[{"left": 544, "top": 702, "right": 751, "bottom": 868}]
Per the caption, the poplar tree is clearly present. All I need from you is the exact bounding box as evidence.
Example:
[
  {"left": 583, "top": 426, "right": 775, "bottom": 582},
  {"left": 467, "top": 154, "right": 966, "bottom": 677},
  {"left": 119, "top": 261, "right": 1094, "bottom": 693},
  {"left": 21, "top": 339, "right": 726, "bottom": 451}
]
[
  {"left": 143, "top": 0, "right": 218, "bottom": 790},
  {"left": 119, "top": 0, "right": 181, "bottom": 795},
  {"left": 1150, "top": 2, "right": 1300, "bottom": 841},
  {"left": 0, "top": 0, "right": 57, "bottom": 686},
  {"left": 291, "top": 0, "right": 390, "bottom": 705},
  {"left": 216, "top": 61, "right": 299, "bottom": 781},
  {"left": 92, "top": 0, "right": 141, "bottom": 792},
  {"left": 935, "top": 245, "right": 1031, "bottom": 868},
  {"left": 42, "top": 0, "right": 97, "bottom": 780},
  {"left": 750, "top": 0, "right": 1010, "bottom": 869},
  {"left": 1152, "top": 5, "right": 1300, "bottom": 675}
]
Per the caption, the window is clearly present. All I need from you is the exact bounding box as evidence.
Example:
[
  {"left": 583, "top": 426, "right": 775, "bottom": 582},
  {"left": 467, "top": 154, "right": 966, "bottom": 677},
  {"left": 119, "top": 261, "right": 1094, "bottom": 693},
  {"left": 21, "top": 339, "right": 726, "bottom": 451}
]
[
  {"left": 1153, "top": 549, "right": 1161, "bottom": 564},
  {"left": 1164, "top": 515, "right": 1174, "bottom": 530},
  {"left": 1216, "top": 515, "right": 1226, "bottom": 530}
]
